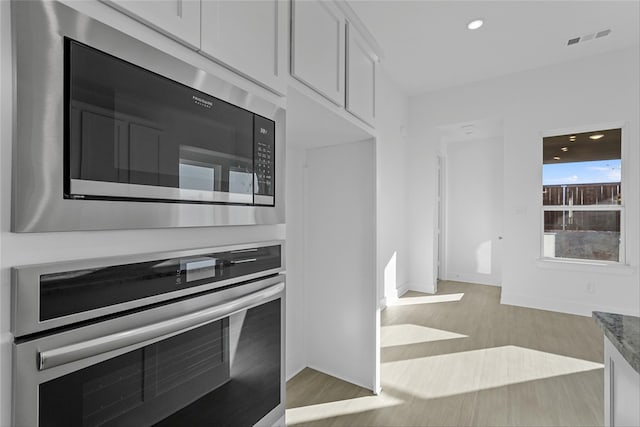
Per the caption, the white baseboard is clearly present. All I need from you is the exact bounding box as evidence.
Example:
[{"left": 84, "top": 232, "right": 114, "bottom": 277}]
[
  {"left": 305, "top": 363, "right": 375, "bottom": 393},
  {"left": 501, "top": 291, "right": 640, "bottom": 317},
  {"left": 383, "top": 283, "right": 410, "bottom": 307},
  {"left": 406, "top": 281, "right": 436, "bottom": 294},
  {"left": 396, "top": 283, "right": 410, "bottom": 298},
  {"left": 286, "top": 363, "right": 307, "bottom": 382},
  {"left": 445, "top": 272, "right": 501, "bottom": 287}
]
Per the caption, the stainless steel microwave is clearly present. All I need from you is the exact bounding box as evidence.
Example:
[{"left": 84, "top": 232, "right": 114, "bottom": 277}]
[{"left": 11, "top": 1, "right": 285, "bottom": 232}]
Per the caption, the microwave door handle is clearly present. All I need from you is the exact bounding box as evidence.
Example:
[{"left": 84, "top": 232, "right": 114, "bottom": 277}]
[
  {"left": 38, "top": 281, "right": 284, "bottom": 371},
  {"left": 229, "top": 248, "right": 258, "bottom": 254},
  {"left": 230, "top": 258, "right": 257, "bottom": 264}
]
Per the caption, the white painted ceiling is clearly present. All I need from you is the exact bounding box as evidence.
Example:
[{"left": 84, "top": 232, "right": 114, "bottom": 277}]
[{"left": 349, "top": 0, "right": 640, "bottom": 96}]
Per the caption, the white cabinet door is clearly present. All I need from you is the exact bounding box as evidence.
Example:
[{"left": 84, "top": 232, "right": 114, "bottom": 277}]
[
  {"left": 100, "top": 0, "right": 201, "bottom": 49},
  {"left": 345, "top": 21, "right": 376, "bottom": 126},
  {"left": 604, "top": 338, "right": 640, "bottom": 427},
  {"left": 200, "top": 1, "right": 287, "bottom": 95},
  {"left": 291, "top": 0, "right": 345, "bottom": 106}
]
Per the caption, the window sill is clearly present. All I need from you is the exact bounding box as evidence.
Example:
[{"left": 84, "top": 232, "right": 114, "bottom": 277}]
[{"left": 536, "top": 258, "right": 636, "bottom": 275}]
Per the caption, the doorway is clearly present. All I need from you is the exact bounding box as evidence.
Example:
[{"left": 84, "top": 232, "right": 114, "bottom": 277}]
[{"left": 438, "top": 120, "right": 504, "bottom": 286}]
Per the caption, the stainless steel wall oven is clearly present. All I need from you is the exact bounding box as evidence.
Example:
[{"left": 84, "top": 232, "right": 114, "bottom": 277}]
[
  {"left": 11, "top": 242, "right": 285, "bottom": 426},
  {"left": 11, "top": 1, "right": 285, "bottom": 232}
]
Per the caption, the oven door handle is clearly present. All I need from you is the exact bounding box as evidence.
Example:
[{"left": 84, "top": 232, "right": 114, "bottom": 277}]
[{"left": 38, "top": 281, "right": 284, "bottom": 371}]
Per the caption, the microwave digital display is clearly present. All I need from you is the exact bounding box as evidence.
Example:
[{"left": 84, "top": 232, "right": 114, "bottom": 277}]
[{"left": 64, "top": 38, "right": 275, "bottom": 207}]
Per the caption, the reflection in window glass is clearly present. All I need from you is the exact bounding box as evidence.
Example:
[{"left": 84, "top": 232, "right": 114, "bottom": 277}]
[
  {"left": 179, "top": 163, "right": 215, "bottom": 191},
  {"left": 229, "top": 170, "right": 254, "bottom": 195},
  {"left": 542, "top": 128, "right": 622, "bottom": 262}
]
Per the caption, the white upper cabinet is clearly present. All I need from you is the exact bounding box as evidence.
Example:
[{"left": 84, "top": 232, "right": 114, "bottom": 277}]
[
  {"left": 98, "top": 0, "right": 381, "bottom": 107},
  {"left": 291, "top": 0, "right": 345, "bottom": 106},
  {"left": 100, "top": 0, "right": 201, "bottom": 49},
  {"left": 345, "top": 21, "right": 376, "bottom": 126},
  {"left": 200, "top": 1, "right": 287, "bottom": 95}
]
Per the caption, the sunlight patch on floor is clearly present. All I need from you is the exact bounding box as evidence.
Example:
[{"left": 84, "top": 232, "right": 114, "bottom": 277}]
[
  {"left": 381, "top": 324, "right": 467, "bottom": 348},
  {"left": 389, "top": 293, "right": 464, "bottom": 306},
  {"left": 382, "top": 345, "right": 603, "bottom": 400},
  {"left": 285, "top": 394, "right": 403, "bottom": 425}
]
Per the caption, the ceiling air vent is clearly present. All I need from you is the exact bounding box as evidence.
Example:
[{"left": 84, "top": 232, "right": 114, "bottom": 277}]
[
  {"left": 567, "top": 29, "right": 611, "bottom": 46},
  {"left": 567, "top": 37, "right": 580, "bottom": 46}
]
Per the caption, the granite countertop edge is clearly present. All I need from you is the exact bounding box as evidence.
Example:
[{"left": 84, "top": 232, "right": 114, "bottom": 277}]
[{"left": 593, "top": 311, "right": 640, "bottom": 374}]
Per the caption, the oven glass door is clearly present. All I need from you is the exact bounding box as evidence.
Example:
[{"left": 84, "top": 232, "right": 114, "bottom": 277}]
[
  {"left": 65, "top": 38, "right": 275, "bottom": 205},
  {"left": 37, "top": 299, "right": 281, "bottom": 427}
]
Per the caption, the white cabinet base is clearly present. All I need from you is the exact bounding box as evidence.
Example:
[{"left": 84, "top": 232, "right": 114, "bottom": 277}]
[{"left": 604, "top": 338, "right": 640, "bottom": 427}]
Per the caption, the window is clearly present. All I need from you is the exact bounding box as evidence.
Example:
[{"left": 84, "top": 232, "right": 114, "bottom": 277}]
[{"left": 542, "top": 128, "right": 623, "bottom": 262}]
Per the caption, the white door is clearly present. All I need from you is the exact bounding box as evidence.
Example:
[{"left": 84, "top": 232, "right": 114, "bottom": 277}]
[{"left": 444, "top": 137, "right": 503, "bottom": 286}]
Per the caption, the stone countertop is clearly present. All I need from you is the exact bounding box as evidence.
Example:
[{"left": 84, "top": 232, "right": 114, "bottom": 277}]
[{"left": 593, "top": 311, "right": 640, "bottom": 374}]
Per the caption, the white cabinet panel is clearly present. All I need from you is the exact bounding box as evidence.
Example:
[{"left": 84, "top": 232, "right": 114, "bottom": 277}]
[
  {"left": 305, "top": 140, "right": 377, "bottom": 390},
  {"left": 200, "top": 0, "right": 286, "bottom": 95},
  {"left": 604, "top": 338, "right": 640, "bottom": 427},
  {"left": 346, "top": 21, "right": 376, "bottom": 126},
  {"left": 291, "top": 0, "right": 345, "bottom": 106},
  {"left": 100, "top": 0, "right": 201, "bottom": 49}
]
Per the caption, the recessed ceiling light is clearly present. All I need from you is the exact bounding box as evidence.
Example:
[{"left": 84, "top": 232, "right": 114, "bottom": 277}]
[
  {"left": 561, "top": 147, "right": 568, "bottom": 152},
  {"left": 589, "top": 134, "right": 604, "bottom": 140},
  {"left": 467, "top": 19, "right": 484, "bottom": 30},
  {"left": 553, "top": 156, "right": 561, "bottom": 160},
  {"left": 569, "top": 135, "right": 576, "bottom": 140}
]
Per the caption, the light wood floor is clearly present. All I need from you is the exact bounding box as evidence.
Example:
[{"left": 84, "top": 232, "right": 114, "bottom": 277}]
[{"left": 286, "top": 281, "right": 604, "bottom": 426}]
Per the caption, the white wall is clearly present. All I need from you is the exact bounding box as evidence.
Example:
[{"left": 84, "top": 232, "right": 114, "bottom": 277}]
[
  {"left": 0, "top": 3, "right": 285, "bottom": 425},
  {"left": 408, "top": 47, "right": 640, "bottom": 316},
  {"left": 284, "top": 145, "right": 306, "bottom": 380},
  {"left": 304, "top": 139, "right": 377, "bottom": 391},
  {"left": 375, "top": 68, "right": 410, "bottom": 304},
  {"left": 444, "top": 136, "right": 503, "bottom": 286}
]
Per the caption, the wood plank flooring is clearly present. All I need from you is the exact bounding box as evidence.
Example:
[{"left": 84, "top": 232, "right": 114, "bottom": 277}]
[{"left": 286, "top": 281, "right": 604, "bottom": 426}]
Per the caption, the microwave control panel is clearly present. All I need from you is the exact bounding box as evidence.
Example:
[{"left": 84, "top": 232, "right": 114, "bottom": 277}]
[{"left": 254, "top": 116, "right": 275, "bottom": 206}]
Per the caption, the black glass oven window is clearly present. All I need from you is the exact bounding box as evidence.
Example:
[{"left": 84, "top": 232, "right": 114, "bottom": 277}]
[
  {"left": 39, "top": 299, "right": 281, "bottom": 426},
  {"left": 39, "top": 245, "right": 281, "bottom": 321},
  {"left": 65, "top": 38, "right": 274, "bottom": 204}
]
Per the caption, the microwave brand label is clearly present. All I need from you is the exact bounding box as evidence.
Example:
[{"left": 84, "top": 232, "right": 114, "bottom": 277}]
[
  {"left": 260, "top": 128, "right": 268, "bottom": 135},
  {"left": 192, "top": 95, "right": 213, "bottom": 109}
]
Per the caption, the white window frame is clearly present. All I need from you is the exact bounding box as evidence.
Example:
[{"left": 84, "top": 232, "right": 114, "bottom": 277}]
[{"left": 540, "top": 121, "right": 627, "bottom": 265}]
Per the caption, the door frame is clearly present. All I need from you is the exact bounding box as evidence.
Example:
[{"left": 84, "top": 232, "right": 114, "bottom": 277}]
[
  {"left": 436, "top": 155, "right": 447, "bottom": 288},
  {"left": 438, "top": 124, "right": 505, "bottom": 287}
]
